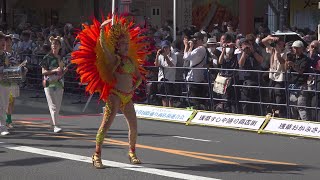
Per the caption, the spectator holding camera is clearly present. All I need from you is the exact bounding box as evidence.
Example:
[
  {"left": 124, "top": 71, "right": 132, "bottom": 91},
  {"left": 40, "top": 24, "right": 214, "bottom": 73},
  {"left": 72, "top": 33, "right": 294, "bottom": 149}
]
[
  {"left": 154, "top": 40, "right": 177, "bottom": 107},
  {"left": 262, "top": 35, "right": 287, "bottom": 117},
  {"left": 63, "top": 23, "right": 74, "bottom": 55},
  {"left": 216, "top": 40, "right": 238, "bottom": 113},
  {"left": 238, "top": 37, "right": 264, "bottom": 115},
  {"left": 206, "top": 37, "right": 219, "bottom": 67},
  {"left": 307, "top": 40, "right": 320, "bottom": 120},
  {"left": 17, "top": 31, "right": 32, "bottom": 55},
  {"left": 307, "top": 40, "right": 320, "bottom": 70},
  {"left": 183, "top": 32, "right": 207, "bottom": 109},
  {"left": 286, "top": 40, "right": 310, "bottom": 120}
]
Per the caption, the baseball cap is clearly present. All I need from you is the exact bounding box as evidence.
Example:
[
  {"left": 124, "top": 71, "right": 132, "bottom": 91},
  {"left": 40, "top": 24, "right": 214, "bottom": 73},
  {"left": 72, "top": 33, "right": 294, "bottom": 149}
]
[
  {"left": 238, "top": 38, "right": 248, "bottom": 47},
  {"left": 160, "top": 40, "right": 171, "bottom": 49},
  {"left": 292, "top": 40, "right": 304, "bottom": 48},
  {"left": 191, "top": 32, "right": 204, "bottom": 40},
  {"left": 11, "top": 34, "right": 20, "bottom": 40}
]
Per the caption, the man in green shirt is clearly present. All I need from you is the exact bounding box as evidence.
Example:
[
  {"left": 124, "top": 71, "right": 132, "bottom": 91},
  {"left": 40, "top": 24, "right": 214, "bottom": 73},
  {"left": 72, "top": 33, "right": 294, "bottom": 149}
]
[{"left": 39, "top": 36, "right": 67, "bottom": 133}]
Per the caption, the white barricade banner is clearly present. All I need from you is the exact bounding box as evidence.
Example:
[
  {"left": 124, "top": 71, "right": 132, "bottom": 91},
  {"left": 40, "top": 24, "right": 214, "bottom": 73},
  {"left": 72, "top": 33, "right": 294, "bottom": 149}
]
[
  {"left": 134, "top": 104, "right": 194, "bottom": 123},
  {"left": 264, "top": 118, "right": 320, "bottom": 138},
  {"left": 191, "top": 112, "right": 265, "bottom": 131}
]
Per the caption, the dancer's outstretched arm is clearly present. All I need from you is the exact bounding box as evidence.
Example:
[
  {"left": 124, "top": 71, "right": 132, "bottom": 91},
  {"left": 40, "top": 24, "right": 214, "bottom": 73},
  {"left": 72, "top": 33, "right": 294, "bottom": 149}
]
[{"left": 99, "top": 19, "right": 116, "bottom": 64}]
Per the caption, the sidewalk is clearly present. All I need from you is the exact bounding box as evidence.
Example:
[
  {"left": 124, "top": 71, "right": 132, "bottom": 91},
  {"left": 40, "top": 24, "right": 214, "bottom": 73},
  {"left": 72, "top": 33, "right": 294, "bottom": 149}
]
[{"left": 14, "top": 89, "right": 105, "bottom": 115}]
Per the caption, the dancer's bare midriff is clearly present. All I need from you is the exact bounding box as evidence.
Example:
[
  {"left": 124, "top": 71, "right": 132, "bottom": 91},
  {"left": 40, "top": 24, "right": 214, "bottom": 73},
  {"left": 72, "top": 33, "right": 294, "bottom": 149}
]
[{"left": 114, "top": 73, "right": 134, "bottom": 93}]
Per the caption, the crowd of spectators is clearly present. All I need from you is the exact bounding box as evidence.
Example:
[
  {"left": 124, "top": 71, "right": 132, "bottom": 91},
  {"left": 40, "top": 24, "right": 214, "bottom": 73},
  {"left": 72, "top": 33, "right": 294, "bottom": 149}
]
[
  {"left": 147, "top": 20, "right": 320, "bottom": 122},
  {"left": 0, "top": 22, "right": 80, "bottom": 94},
  {"left": 2, "top": 19, "right": 320, "bottom": 122}
]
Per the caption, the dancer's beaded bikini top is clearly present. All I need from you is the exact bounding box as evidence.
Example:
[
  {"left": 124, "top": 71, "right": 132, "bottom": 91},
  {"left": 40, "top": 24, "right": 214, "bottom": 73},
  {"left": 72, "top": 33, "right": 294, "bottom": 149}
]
[{"left": 116, "top": 56, "right": 135, "bottom": 74}]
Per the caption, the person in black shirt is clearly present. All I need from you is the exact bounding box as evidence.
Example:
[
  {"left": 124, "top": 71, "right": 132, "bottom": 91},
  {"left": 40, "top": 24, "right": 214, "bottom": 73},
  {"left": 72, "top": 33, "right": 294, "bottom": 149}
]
[
  {"left": 216, "top": 42, "right": 238, "bottom": 113},
  {"left": 307, "top": 40, "right": 320, "bottom": 121},
  {"left": 286, "top": 40, "right": 310, "bottom": 120},
  {"left": 238, "top": 39, "right": 264, "bottom": 115}
]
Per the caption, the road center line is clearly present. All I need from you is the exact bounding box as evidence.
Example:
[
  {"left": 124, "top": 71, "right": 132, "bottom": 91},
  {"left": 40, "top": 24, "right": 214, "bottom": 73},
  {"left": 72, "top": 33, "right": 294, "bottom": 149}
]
[
  {"left": 173, "top": 136, "right": 212, "bottom": 142},
  {"left": 16, "top": 121, "right": 297, "bottom": 168},
  {"left": 0, "top": 142, "right": 220, "bottom": 180}
]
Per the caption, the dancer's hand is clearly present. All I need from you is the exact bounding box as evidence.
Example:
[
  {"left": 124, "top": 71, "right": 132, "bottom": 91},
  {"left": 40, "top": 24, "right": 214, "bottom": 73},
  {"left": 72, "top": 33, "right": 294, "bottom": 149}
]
[{"left": 100, "top": 19, "right": 112, "bottom": 29}]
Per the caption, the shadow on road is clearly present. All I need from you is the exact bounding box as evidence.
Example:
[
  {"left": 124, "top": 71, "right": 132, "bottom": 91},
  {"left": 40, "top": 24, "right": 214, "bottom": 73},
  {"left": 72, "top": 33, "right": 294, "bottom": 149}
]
[
  {"left": 149, "top": 162, "right": 317, "bottom": 174},
  {"left": 0, "top": 157, "right": 63, "bottom": 167}
]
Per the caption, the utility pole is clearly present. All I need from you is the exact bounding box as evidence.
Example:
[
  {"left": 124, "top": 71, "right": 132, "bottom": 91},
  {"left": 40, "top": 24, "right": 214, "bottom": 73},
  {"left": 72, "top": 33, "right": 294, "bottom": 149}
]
[
  {"left": 318, "top": 2, "right": 320, "bottom": 41},
  {"left": 173, "top": 0, "right": 176, "bottom": 41},
  {"left": 278, "top": 0, "right": 285, "bottom": 31},
  {"left": 94, "top": 0, "right": 99, "bottom": 19}
]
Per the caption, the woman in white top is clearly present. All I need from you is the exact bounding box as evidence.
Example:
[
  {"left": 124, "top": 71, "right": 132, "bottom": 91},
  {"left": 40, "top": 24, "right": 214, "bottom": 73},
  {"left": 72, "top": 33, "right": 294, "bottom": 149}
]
[
  {"left": 155, "top": 40, "right": 177, "bottom": 107},
  {"left": 262, "top": 35, "right": 287, "bottom": 117}
]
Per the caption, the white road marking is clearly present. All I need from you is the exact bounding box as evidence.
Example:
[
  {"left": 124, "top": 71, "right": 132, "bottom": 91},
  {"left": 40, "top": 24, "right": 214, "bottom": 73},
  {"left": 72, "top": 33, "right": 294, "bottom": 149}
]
[
  {"left": 0, "top": 142, "right": 221, "bottom": 180},
  {"left": 173, "top": 136, "right": 212, "bottom": 142}
]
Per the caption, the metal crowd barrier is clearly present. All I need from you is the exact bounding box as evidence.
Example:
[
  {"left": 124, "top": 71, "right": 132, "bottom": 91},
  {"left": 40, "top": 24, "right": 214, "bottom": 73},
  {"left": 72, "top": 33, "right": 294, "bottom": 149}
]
[
  {"left": 145, "top": 65, "right": 320, "bottom": 122},
  {"left": 19, "top": 53, "right": 320, "bottom": 122},
  {"left": 20, "top": 54, "right": 95, "bottom": 102}
]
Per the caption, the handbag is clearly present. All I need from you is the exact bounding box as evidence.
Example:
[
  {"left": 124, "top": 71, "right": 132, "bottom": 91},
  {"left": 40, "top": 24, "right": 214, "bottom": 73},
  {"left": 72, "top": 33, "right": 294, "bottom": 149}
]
[{"left": 212, "top": 73, "right": 231, "bottom": 94}]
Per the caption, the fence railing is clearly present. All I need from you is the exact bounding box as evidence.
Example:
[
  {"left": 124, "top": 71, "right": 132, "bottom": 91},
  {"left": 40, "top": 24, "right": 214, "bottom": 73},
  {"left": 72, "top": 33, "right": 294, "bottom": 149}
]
[
  {"left": 20, "top": 54, "right": 95, "bottom": 102},
  {"left": 18, "top": 54, "right": 320, "bottom": 122},
  {"left": 145, "top": 65, "right": 320, "bottom": 122}
]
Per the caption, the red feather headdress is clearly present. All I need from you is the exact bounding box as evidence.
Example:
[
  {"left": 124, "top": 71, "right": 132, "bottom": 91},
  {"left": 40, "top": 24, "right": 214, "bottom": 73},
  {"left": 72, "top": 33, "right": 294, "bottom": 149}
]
[{"left": 71, "top": 15, "right": 150, "bottom": 102}]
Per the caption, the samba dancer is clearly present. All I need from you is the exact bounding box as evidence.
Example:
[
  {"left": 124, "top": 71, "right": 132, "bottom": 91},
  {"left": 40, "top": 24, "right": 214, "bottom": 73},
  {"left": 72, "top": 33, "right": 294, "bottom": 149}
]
[
  {"left": 39, "top": 36, "right": 68, "bottom": 133},
  {"left": 72, "top": 15, "right": 150, "bottom": 168},
  {"left": 0, "top": 32, "right": 11, "bottom": 135},
  {"left": 5, "top": 34, "right": 21, "bottom": 128}
]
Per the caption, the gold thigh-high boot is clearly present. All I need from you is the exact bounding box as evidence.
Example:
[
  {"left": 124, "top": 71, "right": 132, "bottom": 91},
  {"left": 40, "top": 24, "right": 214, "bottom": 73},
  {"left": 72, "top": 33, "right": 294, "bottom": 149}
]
[
  {"left": 92, "top": 101, "right": 113, "bottom": 169},
  {"left": 122, "top": 102, "right": 141, "bottom": 164}
]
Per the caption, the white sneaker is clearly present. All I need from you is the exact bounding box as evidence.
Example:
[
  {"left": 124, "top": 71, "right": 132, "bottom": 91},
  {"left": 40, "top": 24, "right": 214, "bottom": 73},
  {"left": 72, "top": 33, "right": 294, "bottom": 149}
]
[
  {"left": 0, "top": 126, "right": 9, "bottom": 136},
  {"left": 53, "top": 126, "right": 62, "bottom": 133},
  {"left": 1, "top": 131, "right": 9, "bottom": 136}
]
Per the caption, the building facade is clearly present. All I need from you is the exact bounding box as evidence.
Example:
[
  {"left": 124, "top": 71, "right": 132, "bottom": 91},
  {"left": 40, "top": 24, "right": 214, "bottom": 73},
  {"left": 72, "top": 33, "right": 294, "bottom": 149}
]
[{"left": 0, "top": 0, "right": 318, "bottom": 34}]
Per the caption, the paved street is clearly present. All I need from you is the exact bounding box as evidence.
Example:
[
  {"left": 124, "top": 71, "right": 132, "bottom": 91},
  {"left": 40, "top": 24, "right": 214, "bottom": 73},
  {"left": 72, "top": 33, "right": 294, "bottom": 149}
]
[{"left": 1, "top": 90, "right": 320, "bottom": 180}]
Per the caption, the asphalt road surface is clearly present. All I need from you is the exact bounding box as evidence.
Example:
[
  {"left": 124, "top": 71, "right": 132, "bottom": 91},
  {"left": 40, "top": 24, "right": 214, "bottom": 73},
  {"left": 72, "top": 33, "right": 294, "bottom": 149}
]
[{"left": 1, "top": 109, "right": 320, "bottom": 180}]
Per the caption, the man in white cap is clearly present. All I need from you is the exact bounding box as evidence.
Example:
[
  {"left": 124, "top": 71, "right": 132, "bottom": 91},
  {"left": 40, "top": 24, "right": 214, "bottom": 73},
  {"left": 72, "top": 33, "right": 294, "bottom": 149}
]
[
  {"left": 206, "top": 37, "right": 219, "bottom": 67},
  {"left": 286, "top": 40, "right": 310, "bottom": 120}
]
